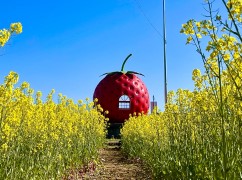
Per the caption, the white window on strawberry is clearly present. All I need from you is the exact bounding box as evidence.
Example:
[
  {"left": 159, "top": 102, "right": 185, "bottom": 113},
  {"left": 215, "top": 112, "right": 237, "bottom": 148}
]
[{"left": 119, "top": 95, "right": 130, "bottom": 109}]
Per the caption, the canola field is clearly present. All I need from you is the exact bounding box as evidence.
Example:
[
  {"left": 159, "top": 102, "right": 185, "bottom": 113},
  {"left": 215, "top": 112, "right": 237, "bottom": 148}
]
[
  {"left": 121, "top": 0, "right": 242, "bottom": 179},
  {"left": 1, "top": 1, "right": 242, "bottom": 179},
  {"left": 0, "top": 72, "right": 107, "bottom": 179}
]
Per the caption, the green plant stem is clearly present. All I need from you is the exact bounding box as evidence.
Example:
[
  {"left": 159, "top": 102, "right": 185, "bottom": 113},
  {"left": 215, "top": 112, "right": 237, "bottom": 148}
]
[
  {"left": 121, "top": 54, "right": 132, "bottom": 72},
  {"left": 217, "top": 57, "right": 227, "bottom": 179}
]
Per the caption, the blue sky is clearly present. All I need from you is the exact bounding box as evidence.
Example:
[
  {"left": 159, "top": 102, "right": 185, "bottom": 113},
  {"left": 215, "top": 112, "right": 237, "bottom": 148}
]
[{"left": 0, "top": 0, "right": 224, "bottom": 110}]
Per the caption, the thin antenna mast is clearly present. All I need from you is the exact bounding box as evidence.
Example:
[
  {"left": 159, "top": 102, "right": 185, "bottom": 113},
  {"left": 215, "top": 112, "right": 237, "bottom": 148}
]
[{"left": 163, "top": 0, "right": 168, "bottom": 104}]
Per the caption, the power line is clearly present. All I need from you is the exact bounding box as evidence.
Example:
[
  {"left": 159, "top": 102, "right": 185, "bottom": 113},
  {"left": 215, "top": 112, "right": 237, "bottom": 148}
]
[
  {"left": 133, "top": 0, "right": 168, "bottom": 105},
  {"left": 133, "top": 0, "right": 163, "bottom": 39}
]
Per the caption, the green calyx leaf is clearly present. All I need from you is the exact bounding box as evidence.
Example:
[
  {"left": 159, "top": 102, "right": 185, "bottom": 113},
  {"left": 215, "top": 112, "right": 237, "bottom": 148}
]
[{"left": 127, "top": 71, "right": 144, "bottom": 76}]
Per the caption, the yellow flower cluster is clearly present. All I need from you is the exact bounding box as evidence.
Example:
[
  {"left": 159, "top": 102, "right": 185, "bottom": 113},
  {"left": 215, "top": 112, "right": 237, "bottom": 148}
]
[
  {"left": 121, "top": 67, "right": 242, "bottom": 178},
  {"left": 0, "top": 22, "right": 22, "bottom": 47},
  {"left": 121, "top": 111, "right": 167, "bottom": 157},
  {"left": 0, "top": 72, "right": 108, "bottom": 179},
  {"left": 180, "top": 0, "right": 242, "bottom": 79},
  {"left": 10, "top": 22, "right": 22, "bottom": 34},
  {"left": 121, "top": 0, "right": 242, "bottom": 179},
  {"left": 0, "top": 29, "right": 10, "bottom": 47},
  {"left": 227, "top": 0, "right": 242, "bottom": 22}
]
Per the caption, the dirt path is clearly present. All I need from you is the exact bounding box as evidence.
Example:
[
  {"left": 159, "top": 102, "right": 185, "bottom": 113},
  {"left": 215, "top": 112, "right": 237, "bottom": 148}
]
[{"left": 80, "top": 140, "right": 153, "bottom": 180}]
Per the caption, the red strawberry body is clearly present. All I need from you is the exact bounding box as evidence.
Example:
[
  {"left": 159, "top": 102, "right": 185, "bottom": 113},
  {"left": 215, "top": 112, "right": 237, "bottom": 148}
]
[{"left": 93, "top": 54, "right": 149, "bottom": 123}]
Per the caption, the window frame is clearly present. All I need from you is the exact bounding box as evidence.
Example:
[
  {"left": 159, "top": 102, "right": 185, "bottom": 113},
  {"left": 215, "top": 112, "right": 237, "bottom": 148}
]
[{"left": 118, "top": 95, "right": 131, "bottom": 110}]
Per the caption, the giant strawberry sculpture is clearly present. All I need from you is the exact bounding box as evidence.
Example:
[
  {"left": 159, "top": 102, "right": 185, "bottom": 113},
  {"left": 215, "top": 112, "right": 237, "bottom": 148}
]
[{"left": 93, "top": 54, "right": 149, "bottom": 123}]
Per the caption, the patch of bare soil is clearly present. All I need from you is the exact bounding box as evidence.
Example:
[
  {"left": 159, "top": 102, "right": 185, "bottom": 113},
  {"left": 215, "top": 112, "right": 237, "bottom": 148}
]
[{"left": 69, "top": 140, "right": 152, "bottom": 180}]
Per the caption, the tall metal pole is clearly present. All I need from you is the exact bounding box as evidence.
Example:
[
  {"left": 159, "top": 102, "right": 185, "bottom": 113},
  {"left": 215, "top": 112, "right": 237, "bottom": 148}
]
[{"left": 163, "top": 0, "right": 168, "bottom": 104}]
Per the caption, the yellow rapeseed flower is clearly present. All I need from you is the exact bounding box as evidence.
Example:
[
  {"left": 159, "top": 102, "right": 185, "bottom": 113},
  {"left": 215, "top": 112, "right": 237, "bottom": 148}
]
[
  {"left": 223, "top": 53, "right": 231, "bottom": 62},
  {"left": 10, "top": 22, "right": 22, "bottom": 34}
]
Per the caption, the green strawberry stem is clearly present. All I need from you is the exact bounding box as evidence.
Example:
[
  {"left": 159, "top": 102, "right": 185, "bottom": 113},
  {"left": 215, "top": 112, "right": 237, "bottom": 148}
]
[
  {"left": 100, "top": 53, "right": 144, "bottom": 76},
  {"left": 121, "top": 54, "right": 132, "bottom": 72}
]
